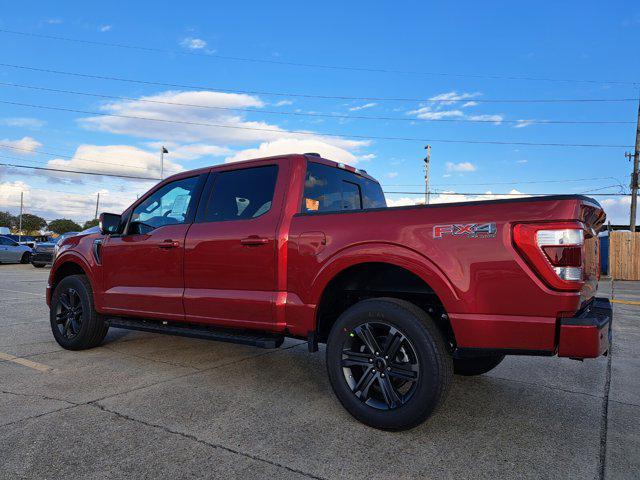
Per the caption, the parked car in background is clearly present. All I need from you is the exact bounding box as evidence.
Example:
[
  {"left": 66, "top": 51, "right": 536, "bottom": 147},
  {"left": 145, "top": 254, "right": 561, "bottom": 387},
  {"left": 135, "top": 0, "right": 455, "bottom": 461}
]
[
  {"left": 53, "top": 231, "right": 79, "bottom": 258},
  {"left": 31, "top": 237, "right": 60, "bottom": 268},
  {"left": 0, "top": 235, "right": 32, "bottom": 264}
]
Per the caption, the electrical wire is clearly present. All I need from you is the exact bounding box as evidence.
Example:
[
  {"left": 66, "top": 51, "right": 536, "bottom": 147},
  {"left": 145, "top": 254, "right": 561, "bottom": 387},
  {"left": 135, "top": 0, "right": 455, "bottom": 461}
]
[
  {"left": 1, "top": 99, "right": 633, "bottom": 149},
  {"left": 0, "top": 62, "right": 637, "bottom": 104},
  {"left": 0, "top": 28, "right": 636, "bottom": 85},
  {"left": 0, "top": 81, "right": 633, "bottom": 125}
]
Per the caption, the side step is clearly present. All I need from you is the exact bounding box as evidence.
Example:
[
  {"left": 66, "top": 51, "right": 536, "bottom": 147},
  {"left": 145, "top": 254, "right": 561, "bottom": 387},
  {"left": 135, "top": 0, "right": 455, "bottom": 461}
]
[{"left": 107, "top": 317, "right": 285, "bottom": 349}]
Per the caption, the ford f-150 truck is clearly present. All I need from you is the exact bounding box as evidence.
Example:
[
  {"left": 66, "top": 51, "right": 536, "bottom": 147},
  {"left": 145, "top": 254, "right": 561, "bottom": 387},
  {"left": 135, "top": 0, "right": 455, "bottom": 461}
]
[{"left": 47, "top": 153, "right": 612, "bottom": 430}]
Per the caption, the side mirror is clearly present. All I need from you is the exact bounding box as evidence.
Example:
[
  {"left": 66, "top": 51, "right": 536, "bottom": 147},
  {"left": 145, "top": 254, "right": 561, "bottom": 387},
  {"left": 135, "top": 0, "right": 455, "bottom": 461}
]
[{"left": 99, "top": 212, "right": 121, "bottom": 235}]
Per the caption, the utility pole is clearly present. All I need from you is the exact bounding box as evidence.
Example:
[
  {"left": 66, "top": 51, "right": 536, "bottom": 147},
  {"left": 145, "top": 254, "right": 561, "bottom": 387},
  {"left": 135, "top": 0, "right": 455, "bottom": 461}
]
[
  {"left": 18, "top": 191, "right": 23, "bottom": 242},
  {"left": 626, "top": 98, "right": 640, "bottom": 232},
  {"left": 424, "top": 145, "right": 431, "bottom": 205},
  {"left": 94, "top": 192, "right": 100, "bottom": 219},
  {"left": 160, "top": 146, "right": 168, "bottom": 180}
]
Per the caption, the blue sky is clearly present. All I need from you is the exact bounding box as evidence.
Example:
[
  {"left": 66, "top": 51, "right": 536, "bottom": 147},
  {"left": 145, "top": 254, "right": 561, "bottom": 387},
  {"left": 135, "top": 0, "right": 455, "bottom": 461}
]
[{"left": 0, "top": 0, "right": 638, "bottom": 224}]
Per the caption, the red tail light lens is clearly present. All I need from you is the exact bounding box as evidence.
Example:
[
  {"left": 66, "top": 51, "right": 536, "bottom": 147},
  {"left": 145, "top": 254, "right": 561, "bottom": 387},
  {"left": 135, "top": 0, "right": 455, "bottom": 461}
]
[{"left": 513, "top": 223, "right": 585, "bottom": 291}]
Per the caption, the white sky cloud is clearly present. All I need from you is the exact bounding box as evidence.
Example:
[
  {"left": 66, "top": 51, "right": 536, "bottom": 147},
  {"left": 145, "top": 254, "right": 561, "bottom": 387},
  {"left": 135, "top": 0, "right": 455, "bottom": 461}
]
[
  {"left": 0, "top": 180, "right": 146, "bottom": 223},
  {"left": 145, "top": 141, "right": 232, "bottom": 160},
  {"left": 99, "top": 25, "right": 112, "bottom": 32},
  {"left": 0, "top": 118, "right": 45, "bottom": 128},
  {"left": 274, "top": 100, "right": 293, "bottom": 107},
  {"left": 446, "top": 161, "right": 476, "bottom": 173},
  {"left": 408, "top": 91, "right": 503, "bottom": 123},
  {"left": 45, "top": 144, "right": 184, "bottom": 181},
  {"left": 0, "top": 136, "right": 42, "bottom": 155},
  {"left": 180, "top": 37, "right": 207, "bottom": 50},
  {"left": 349, "top": 103, "right": 378, "bottom": 111},
  {"left": 224, "top": 137, "right": 367, "bottom": 165}
]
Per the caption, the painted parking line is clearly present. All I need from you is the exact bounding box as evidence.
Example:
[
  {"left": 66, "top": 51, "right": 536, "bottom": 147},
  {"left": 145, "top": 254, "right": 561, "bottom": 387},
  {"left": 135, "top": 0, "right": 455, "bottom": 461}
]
[
  {"left": 0, "top": 288, "right": 45, "bottom": 297},
  {"left": 611, "top": 299, "right": 640, "bottom": 306},
  {"left": 0, "top": 351, "right": 52, "bottom": 372}
]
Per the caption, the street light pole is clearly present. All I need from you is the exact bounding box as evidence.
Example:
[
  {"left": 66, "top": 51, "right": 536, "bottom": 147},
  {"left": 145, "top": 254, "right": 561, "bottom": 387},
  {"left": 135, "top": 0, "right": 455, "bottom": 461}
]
[
  {"left": 627, "top": 98, "right": 640, "bottom": 231},
  {"left": 160, "top": 146, "right": 168, "bottom": 180},
  {"left": 424, "top": 145, "right": 431, "bottom": 205}
]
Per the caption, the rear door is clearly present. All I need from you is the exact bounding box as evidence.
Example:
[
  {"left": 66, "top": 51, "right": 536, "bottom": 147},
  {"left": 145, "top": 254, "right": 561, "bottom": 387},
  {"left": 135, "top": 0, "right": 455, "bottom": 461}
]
[
  {"left": 100, "top": 174, "right": 205, "bottom": 320},
  {"left": 183, "top": 163, "right": 283, "bottom": 330}
]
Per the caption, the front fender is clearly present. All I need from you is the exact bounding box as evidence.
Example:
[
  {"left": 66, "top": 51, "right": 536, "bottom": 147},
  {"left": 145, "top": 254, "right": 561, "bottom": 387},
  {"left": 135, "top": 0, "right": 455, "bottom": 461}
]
[{"left": 48, "top": 250, "right": 99, "bottom": 307}]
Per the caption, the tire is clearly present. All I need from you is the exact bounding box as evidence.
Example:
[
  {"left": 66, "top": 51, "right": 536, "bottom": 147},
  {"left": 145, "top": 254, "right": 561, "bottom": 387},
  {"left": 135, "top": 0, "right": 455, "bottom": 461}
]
[
  {"left": 453, "top": 354, "right": 505, "bottom": 376},
  {"left": 50, "top": 274, "right": 109, "bottom": 350},
  {"left": 326, "top": 297, "right": 453, "bottom": 431},
  {"left": 20, "top": 252, "right": 31, "bottom": 264},
  {"left": 32, "top": 262, "right": 46, "bottom": 268}
]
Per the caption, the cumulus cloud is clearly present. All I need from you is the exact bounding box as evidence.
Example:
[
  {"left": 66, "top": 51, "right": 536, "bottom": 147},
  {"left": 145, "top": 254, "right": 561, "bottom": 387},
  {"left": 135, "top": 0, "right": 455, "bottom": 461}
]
[
  {"left": 224, "top": 137, "right": 368, "bottom": 165},
  {"left": 0, "top": 118, "right": 45, "bottom": 128},
  {"left": 386, "top": 189, "right": 529, "bottom": 207},
  {"left": 445, "top": 161, "right": 476, "bottom": 173},
  {"left": 349, "top": 103, "right": 378, "bottom": 112},
  {"left": 45, "top": 144, "right": 184, "bottom": 181},
  {"left": 0, "top": 136, "right": 42, "bottom": 155},
  {"left": 145, "top": 141, "right": 231, "bottom": 160},
  {"left": 0, "top": 180, "right": 146, "bottom": 223},
  {"left": 78, "top": 90, "right": 293, "bottom": 144},
  {"left": 600, "top": 197, "right": 632, "bottom": 225},
  {"left": 180, "top": 37, "right": 208, "bottom": 50},
  {"left": 408, "top": 91, "right": 503, "bottom": 124}
]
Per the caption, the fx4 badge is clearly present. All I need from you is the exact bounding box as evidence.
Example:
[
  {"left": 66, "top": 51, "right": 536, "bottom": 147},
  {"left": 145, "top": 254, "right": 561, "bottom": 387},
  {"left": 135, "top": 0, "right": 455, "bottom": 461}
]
[{"left": 433, "top": 223, "right": 497, "bottom": 239}]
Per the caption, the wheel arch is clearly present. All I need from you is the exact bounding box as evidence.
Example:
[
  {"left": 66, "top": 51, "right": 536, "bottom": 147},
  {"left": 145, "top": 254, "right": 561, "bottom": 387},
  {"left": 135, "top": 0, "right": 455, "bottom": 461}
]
[
  {"left": 310, "top": 243, "right": 459, "bottom": 344},
  {"left": 49, "top": 252, "right": 97, "bottom": 305}
]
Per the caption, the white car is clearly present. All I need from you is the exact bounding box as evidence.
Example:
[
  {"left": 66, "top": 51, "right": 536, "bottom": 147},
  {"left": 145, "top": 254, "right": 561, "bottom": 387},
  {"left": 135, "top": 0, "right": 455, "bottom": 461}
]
[{"left": 0, "top": 235, "right": 32, "bottom": 264}]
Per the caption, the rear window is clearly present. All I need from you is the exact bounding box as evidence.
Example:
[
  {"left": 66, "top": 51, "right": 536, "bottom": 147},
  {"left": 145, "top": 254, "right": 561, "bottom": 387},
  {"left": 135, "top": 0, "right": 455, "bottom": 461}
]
[{"left": 302, "top": 162, "right": 386, "bottom": 213}]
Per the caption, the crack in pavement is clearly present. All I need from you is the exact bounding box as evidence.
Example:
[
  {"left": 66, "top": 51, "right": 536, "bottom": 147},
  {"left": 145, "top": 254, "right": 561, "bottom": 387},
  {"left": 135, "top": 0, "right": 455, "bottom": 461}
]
[
  {"left": 90, "top": 401, "right": 328, "bottom": 480},
  {"left": 488, "top": 375, "right": 606, "bottom": 400}
]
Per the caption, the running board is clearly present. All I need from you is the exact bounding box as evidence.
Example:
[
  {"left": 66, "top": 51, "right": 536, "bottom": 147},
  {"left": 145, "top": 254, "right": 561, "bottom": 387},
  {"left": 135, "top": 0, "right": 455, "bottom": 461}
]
[{"left": 106, "top": 317, "right": 285, "bottom": 349}]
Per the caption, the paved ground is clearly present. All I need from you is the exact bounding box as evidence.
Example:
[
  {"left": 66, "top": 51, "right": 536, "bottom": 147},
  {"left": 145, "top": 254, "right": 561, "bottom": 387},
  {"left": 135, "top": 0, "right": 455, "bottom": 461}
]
[{"left": 0, "top": 264, "right": 637, "bottom": 480}]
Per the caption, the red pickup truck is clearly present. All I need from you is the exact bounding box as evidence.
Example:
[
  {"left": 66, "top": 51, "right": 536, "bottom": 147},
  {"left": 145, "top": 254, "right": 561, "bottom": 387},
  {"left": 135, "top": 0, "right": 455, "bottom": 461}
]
[{"left": 47, "top": 153, "right": 612, "bottom": 430}]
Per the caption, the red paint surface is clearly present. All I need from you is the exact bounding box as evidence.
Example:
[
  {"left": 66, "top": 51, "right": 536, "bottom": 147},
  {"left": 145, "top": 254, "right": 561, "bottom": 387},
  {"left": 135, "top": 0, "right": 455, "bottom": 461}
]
[{"left": 49, "top": 154, "right": 607, "bottom": 358}]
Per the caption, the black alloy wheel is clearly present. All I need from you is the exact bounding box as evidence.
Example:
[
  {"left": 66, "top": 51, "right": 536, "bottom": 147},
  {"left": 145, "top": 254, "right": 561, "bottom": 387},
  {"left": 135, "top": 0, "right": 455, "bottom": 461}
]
[
  {"left": 54, "top": 287, "right": 83, "bottom": 339},
  {"left": 341, "top": 322, "right": 419, "bottom": 410}
]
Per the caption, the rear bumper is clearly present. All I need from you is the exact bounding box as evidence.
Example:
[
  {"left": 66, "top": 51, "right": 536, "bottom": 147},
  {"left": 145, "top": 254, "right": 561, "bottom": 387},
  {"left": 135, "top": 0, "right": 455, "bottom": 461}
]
[{"left": 558, "top": 297, "right": 612, "bottom": 359}]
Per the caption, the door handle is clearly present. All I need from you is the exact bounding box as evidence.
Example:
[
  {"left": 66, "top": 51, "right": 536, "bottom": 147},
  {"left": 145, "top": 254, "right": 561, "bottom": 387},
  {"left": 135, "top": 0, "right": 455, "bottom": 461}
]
[
  {"left": 240, "top": 236, "right": 269, "bottom": 246},
  {"left": 158, "top": 239, "right": 180, "bottom": 249}
]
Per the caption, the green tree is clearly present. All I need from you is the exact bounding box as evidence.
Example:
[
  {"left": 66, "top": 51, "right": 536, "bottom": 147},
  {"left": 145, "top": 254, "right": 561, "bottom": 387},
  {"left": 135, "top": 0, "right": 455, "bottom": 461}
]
[
  {"left": 82, "top": 218, "right": 99, "bottom": 230},
  {"left": 0, "top": 211, "right": 16, "bottom": 229},
  {"left": 48, "top": 218, "right": 82, "bottom": 234},
  {"left": 19, "top": 214, "right": 47, "bottom": 234}
]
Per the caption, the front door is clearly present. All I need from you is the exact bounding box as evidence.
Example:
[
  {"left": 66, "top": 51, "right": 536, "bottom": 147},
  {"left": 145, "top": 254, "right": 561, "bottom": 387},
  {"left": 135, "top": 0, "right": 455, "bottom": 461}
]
[
  {"left": 184, "top": 164, "right": 283, "bottom": 330},
  {"left": 100, "top": 174, "right": 203, "bottom": 321}
]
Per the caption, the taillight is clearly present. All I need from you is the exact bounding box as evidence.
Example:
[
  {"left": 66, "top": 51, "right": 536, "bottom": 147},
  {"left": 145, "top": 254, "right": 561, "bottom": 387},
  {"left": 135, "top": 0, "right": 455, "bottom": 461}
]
[{"left": 513, "top": 223, "right": 585, "bottom": 291}]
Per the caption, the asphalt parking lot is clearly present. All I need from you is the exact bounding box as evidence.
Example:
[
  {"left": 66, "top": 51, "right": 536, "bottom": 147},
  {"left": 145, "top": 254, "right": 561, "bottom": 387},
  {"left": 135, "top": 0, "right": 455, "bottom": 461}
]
[{"left": 0, "top": 264, "right": 638, "bottom": 479}]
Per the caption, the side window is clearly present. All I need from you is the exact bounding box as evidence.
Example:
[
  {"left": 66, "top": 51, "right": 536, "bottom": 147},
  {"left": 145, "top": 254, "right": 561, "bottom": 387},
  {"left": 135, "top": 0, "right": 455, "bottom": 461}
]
[
  {"left": 361, "top": 178, "right": 387, "bottom": 209},
  {"left": 303, "top": 162, "right": 364, "bottom": 213},
  {"left": 0, "top": 237, "right": 10, "bottom": 246},
  {"left": 203, "top": 165, "right": 278, "bottom": 222},
  {"left": 129, "top": 176, "right": 199, "bottom": 234}
]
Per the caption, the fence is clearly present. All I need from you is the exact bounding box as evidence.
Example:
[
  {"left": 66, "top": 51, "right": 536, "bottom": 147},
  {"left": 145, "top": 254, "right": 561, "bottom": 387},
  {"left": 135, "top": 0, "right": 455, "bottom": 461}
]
[{"left": 609, "top": 231, "right": 640, "bottom": 280}]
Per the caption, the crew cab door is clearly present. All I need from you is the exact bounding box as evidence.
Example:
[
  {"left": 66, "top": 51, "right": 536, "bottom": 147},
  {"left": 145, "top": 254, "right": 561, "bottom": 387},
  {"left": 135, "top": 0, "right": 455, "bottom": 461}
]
[
  {"left": 100, "top": 174, "right": 205, "bottom": 320},
  {"left": 183, "top": 162, "right": 284, "bottom": 330}
]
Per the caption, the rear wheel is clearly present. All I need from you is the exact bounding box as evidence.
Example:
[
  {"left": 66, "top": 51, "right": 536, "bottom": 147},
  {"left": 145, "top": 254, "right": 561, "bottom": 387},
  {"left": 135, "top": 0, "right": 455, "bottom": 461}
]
[
  {"left": 32, "top": 262, "right": 46, "bottom": 268},
  {"left": 50, "top": 274, "right": 109, "bottom": 350},
  {"left": 20, "top": 252, "right": 31, "bottom": 264},
  {"left": 326, "top": 297, "right": 453, "bottom": 431},
  {"left": 453, "top": 354, "right": 505, "bottom": 376}
]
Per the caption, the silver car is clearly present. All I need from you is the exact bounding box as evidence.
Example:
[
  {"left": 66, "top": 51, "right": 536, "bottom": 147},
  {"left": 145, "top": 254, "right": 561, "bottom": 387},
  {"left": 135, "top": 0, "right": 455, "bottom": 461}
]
[{"left": 0, "top": 235, "right": 32, "bottom": 264}]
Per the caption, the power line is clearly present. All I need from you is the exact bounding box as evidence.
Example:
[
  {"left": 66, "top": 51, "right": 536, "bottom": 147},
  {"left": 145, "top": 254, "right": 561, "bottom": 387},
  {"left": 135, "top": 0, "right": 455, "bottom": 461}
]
[
  {"left": 382, "top": 176, "right": 624, "bottom": 187},
  {"left": 0, "top": 62, "right": 637, "bottom": 104},
  {"left": 0, "top": 159, "right": 160, "bottom": 180},
  {"left": 0, "top": 28, "right": 636, "bottom": 85},
  {"left": 0, "top": 81, "right": 633, "bottom": 126},
  {"left": 382, "top": 190, "right": 630, "bottom": 197},
  {"left": 0, "top": 143, "right": 153, "bottom": 171},
  {"left": 2, "top": 99, "right": 633, "bottom": 149}
]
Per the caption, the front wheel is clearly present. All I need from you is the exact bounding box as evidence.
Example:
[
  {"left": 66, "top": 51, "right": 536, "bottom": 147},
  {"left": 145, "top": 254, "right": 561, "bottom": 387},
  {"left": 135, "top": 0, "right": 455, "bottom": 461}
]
[
  {"left": 326, "top": 298, "right": 453, "bottom": 431},
  {"left": 50, "top": 274, "right": 109, "bottom": 350},
  {"left": 453, "top": 354, "right": 505, "bottom": 376},
  {"left": 32, "top": 262, "right": 46, "bottom": 268},
  {"left": 20, "top": 252, "right": 31, "bottom": 264}
]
